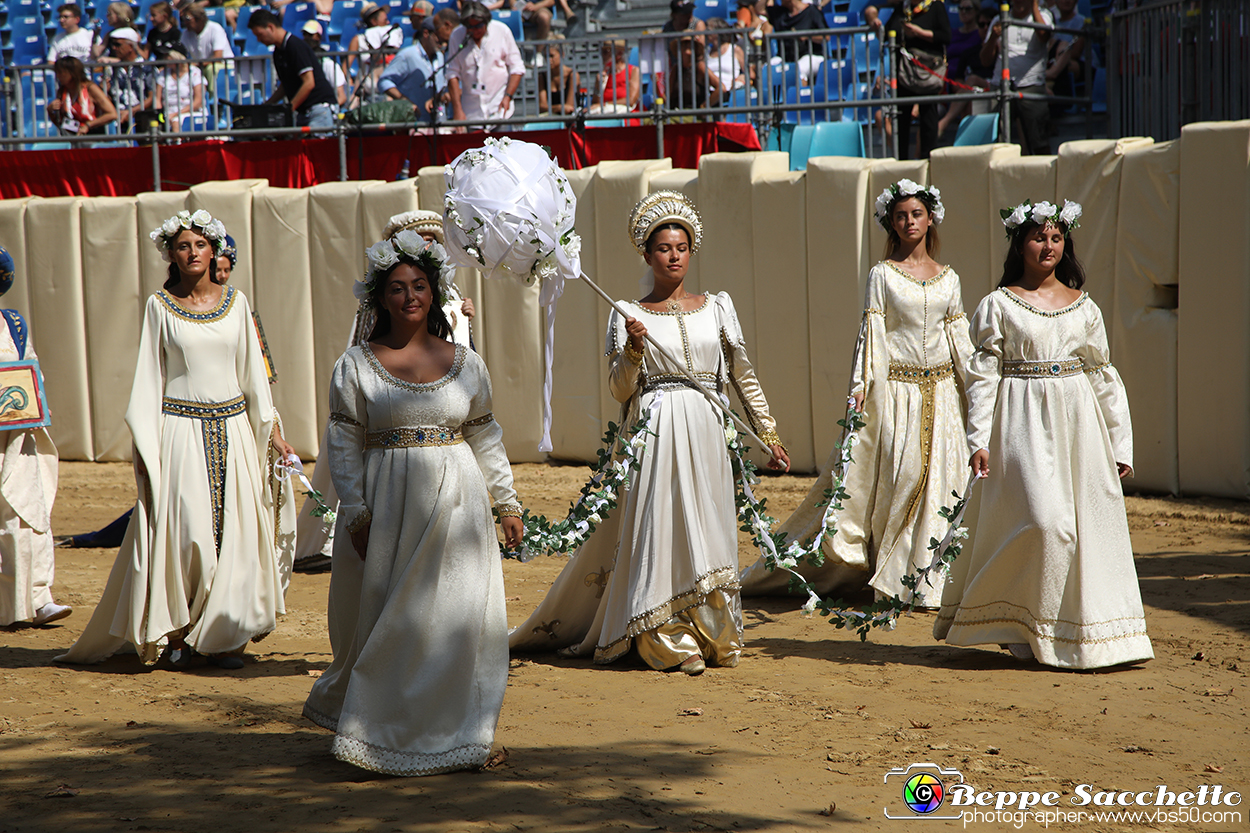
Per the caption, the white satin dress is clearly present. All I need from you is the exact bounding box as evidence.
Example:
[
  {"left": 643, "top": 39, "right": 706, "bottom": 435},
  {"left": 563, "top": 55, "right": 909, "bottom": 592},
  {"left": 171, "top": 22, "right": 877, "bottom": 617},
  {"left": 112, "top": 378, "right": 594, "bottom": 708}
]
[
  {"left": 934, "top": 288, "right": 1153, "bottom": 669},
  {"left": 302, "top": 342, "right": 521, "bottom": 776},
  {"left": 509, "top": 292, "right": 780, "bottom": 670},
  {"left": 741, "top": 261, "right": 974, "bottom": 606}
]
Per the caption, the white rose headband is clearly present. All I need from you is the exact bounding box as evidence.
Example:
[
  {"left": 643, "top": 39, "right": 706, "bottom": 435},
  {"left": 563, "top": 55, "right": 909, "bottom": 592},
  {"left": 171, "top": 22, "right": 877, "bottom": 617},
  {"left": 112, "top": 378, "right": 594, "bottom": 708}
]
[
  {"left": 149, "top": 209, "right": 229, "bottom": 263},
  {"left": 353, "top": 231, "right": 456, "bottom": 306},
  {"left": 1001, "top": 199, "right": 1082, "bottom": 238},
  {"left": 873, "top": 179, "right": 945, "bottom": 229}
]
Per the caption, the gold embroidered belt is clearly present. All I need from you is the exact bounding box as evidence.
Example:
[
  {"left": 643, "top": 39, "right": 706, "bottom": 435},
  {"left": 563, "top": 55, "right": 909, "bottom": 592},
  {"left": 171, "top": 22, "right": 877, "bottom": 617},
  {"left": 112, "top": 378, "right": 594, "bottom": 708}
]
[
  {"left": 1003, "top": 358, "right": 1083, "bottom": 379},
  {"left": 365, "top": 426, "right": 463, "bottom": 449},
  {"left": 161, "top": 393, "right": 247, "bottom": 419},
  {"left": 641, "top": 372, "right": 720, "bottom": 395},
  {"left": 888, "top": 361, "right": 954, "bottom": 385}
]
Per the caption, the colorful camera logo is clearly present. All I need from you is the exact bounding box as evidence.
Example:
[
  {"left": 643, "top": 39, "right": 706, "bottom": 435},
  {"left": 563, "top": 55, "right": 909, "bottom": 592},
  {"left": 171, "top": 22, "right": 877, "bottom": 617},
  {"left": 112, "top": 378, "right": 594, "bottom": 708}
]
[{"left": 883, "top": 763, "right": 965, "bottom": 820}]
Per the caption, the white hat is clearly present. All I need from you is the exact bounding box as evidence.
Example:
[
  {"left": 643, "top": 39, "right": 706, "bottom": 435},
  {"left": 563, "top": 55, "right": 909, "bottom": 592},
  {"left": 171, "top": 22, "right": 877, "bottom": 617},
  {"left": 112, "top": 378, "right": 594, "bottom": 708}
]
[
  {"left": 108, "top": 26, "right": 140, "bottom": 43},
  {"left": 301, "top": 19, "right": 322, "bottom": 34}
]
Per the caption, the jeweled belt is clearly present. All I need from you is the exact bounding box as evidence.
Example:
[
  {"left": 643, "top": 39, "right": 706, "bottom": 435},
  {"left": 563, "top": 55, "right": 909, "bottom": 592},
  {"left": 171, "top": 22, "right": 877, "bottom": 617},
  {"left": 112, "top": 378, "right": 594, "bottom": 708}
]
[
  {"left": 641, "top": 371, "right": 721, "bottom": 395},
  {"left": 1002, "top": 358, "right": 1083, "bottom": 379},
  {"left": 365, "top": 426, "right": 463, "bottom": 449},
  {"left": 161, "top": 393, "right": 247, "bottom": 419},
  {"left": 887, "top": 361, "right": 954, "bottom": 384}
]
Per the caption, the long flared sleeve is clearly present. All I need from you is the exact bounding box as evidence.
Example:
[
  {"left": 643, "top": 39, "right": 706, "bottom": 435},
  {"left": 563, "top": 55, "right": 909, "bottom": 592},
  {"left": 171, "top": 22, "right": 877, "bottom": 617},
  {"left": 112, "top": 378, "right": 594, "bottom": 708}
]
[
  {"left": 964, "top": 294, "right": 1004, "bottom": 455},
  {"left": 1078, "top": 301, "right": 1134, "bottom": 471},
  {"left": 124, "top": 295, "right": 168, "bottom": 504},
  {"left": 234, "top": 292, "right": 277, "bottom": 482},
  {"left": 943, "top": 273, "right": 976, "bottom": 393},
  {"left": 716, "top": 292, "right": 779, "bottom": 443},
  {"left": 461, "top": 351, "right": 521, "bottom": 515},
  {"left": 848, "top": 264, "right": 888, "bottom": 400},
  {"left": 326, "top": 350, "right": 370, "bottom": 534},
  {"left": 605, "top": 304, "right": 643, "bottom": 405}
]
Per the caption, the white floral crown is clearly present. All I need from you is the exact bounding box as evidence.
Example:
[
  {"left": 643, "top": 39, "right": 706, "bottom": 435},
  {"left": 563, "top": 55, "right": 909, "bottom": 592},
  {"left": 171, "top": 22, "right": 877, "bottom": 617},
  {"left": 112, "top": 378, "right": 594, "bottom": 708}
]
[
  {"left": 1001, "top": 199, "right": 1082, "bottom": 238},
  {"left": 353, "top": 230, "right": 456, "bottom": 305},
  {"left": 149, "top": 209, "right": 228, "bottom": 263},
  {"left": 874, "top": 179, "right": 945, "bottom": 229}
]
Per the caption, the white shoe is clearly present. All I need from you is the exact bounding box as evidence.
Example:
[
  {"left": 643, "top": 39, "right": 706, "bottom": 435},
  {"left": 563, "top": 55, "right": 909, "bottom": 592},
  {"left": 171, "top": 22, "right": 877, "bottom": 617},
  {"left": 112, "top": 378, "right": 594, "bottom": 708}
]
[{"left": 33, "top": 602, "right": 73, "bottom": 626}]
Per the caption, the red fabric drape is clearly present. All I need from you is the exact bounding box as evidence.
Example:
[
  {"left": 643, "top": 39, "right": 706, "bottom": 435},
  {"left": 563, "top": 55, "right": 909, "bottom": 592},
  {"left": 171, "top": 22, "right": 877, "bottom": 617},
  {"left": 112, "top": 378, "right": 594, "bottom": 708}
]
[{"left": 0, "top": 122, "right": 761, "bottom": 198}]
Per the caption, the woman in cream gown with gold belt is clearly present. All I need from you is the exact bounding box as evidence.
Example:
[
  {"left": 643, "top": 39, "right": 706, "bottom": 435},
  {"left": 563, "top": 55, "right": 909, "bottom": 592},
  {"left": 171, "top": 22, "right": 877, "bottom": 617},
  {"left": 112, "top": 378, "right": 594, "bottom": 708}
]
[
  {"left": 510, "top": 191, "right": 790, "bottom": 675},
  {"left": 741, "top": 180, "right": 974, "bottom": 607}
]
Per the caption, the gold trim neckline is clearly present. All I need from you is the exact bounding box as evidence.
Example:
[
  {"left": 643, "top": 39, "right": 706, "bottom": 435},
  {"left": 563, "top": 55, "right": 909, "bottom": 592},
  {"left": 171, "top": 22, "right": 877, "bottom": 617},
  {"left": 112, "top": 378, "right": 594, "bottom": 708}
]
[
  {"left": 362, "top": 342, "right": 467, "bottom": 393},
  {"left": 882, "top": 261, "right": 950, "bottom": 286},
  {"left": 157, "top": 285, "right": 236, "bottom": 322},
  {"left": 998, "top": 287, "right": 1089, "bottom": 317},
  {"left": 632, "top": 294, "right": 710, "bottom": 316}
]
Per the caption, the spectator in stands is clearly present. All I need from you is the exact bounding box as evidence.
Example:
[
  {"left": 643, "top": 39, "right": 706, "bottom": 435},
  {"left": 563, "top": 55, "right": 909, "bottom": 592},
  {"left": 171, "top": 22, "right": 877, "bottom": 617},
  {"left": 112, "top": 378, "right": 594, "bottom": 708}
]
[
  {"left": 302, "top": 21, "right": 348, "bottom": 107},
  {"left": 937, "top": 0, "right": 991, "bottom": 138},
  {"left": 768, "top": 0, "right": 826, "bottom": 85},
  {"left": 981, "top": 0, "right": 1052, "bottom": 154},
  {"left": 735, "top": 0, "right": 773, "bottom": 38},
  {"left": 103, "top": 27, "right": 152, "bottom": 127},
  {"left": 494, "top": 0, "right": 557, "bottom": 43},
  {"left": 666, "top": 35, "right": 724, "bottom": 116},
  {"left": 348, "top": 2, "right": 405, "bottom": 104},
  {"left": 537, "top": 34, "right": 578, "bottom": 115},
  {"left": 180, "top": 5, "right": 235, "bottom": 62},
  {"left": 48, "top": 4, "right": 96, "bottom": 64},
  {"left": 864, "top": 0, "right": 950, "bottom": 159},
  {"left": 1045, "top": 0, "right": 1085, "bottom": 108},
  {"left": 154, "top": 48, "right": 209, "bottom": 130},
  {"left": 249, "top": 8, "right": 338, "bottom": 129},
  {"left": 47, "top": 56, "right": 117, "bottom": 139},
  {"left": 145, "top": 2, "right": 184, "bottom": 60},
  {"left": 591, "top": 38, "right": 640, "bottom": 114},
  {"left": 378, "top": 17, "right": 447, "bottom": 122},
  {"left": 408, "top": 0, "right": 434, "bottom": 32},
  {"left": 662, "top": 0, "right": 706, "bottom": 35},
  {"left": 446, "top": 2, "right": 524, "bottom": 129},
  {"left": 705, "top": 18, "right": 747, "bottom": 91},
  {"left": 93, "top": 2, "right": 137, "bottom": 60}
]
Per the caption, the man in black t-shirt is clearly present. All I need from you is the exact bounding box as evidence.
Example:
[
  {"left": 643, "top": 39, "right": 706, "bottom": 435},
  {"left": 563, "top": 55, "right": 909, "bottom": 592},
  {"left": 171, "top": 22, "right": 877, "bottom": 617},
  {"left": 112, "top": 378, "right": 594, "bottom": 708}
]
[
  {"left": 768, "top": 0, "right": 826, "bottom": 80},
  {"left": 248, "top": 8, "right": 337, "bottom": 130}
]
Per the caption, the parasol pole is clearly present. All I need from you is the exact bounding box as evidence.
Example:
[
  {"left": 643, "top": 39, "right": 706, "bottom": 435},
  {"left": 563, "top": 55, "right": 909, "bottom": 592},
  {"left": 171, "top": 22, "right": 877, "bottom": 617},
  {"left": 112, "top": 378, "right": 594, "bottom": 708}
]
[{"left": 575, "top": 269, "right": 772, "bottom": 452}]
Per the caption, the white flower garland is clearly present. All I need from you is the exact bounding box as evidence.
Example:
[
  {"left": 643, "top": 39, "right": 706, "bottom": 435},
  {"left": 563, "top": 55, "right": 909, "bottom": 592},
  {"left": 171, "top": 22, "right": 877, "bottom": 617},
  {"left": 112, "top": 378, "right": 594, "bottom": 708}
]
[
  {"left": 1000, "top": 199, "right": 1082, "bottom": 237},
  {"left": 873, "top": 179, "right": 945, "bottom": 229},
  {"left": 148, "top": 209, "right": 228, "bottom": 262},
  {"left": 353, "top": 233, "right": 456, "bottom": 305}
]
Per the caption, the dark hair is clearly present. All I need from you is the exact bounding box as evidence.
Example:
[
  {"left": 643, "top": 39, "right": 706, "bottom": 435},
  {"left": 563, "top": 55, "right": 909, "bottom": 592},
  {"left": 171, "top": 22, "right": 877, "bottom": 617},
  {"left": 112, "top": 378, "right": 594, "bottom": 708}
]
[
  {"left": 461, "top": 1, "right": 490, "bottom": 23},
  {"left": 433, "top": 7, "right": 460, "bottom": 27},
  {"left": 644, "top": 222, "right": 691, "bottom": 254},
  {"left": 57, "top": 3, "right": 82, "bottom": 18},
  {"left": 248, "top": 8, "right": 280, "bottom": 29},
  {"left": 367, "top": 258, "right": 451, "bottom": 341},
  {"left": 882, "top": 192, "right": 941, "bottom": 259},
  {"left": 998, "top": 223, "right": 1086, "bottom": 289},
  {"left": 53, "top": 56, "right": 88, "bottom": 86},
  {"left": 162, "top": 229, "right": 222, "bottom": 289}
]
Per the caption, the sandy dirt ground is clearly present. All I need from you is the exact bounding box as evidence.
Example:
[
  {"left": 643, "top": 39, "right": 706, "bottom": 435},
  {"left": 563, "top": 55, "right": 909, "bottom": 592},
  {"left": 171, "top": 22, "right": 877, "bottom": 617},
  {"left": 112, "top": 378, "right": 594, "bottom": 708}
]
[{"left": 2, "top": 461, "right": 1247, "bottom": 833}]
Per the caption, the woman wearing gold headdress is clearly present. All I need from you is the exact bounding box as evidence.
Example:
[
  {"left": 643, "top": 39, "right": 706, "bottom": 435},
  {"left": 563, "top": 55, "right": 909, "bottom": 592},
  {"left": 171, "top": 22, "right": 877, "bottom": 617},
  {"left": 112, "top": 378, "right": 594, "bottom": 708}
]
[{"left": 509, "top": 191, "right": 789, "bottom": 675}]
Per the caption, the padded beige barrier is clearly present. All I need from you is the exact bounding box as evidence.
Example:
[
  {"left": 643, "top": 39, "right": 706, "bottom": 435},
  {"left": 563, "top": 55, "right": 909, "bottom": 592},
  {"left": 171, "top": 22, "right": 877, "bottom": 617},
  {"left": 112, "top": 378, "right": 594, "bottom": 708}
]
[
  {"left": 0, "top": 198, "right": 33, "bottom": 323},
  {"left": 1114, "top": 140, "right": 1180, "bottom": 494},
  {"left": 804, "top": 156, "right": 875, "bottom": 459},
  {"left": 253, "top": 187, "right": 319, "bottom": 458},
  {"left": 80, "top": 197, "right": 142, "bottom": 461},
  {"left": 188, "top": 179, "right": 267, "bottom": 299},
  {"left": 24, "top": 197, "right": 91, "bottom": 459},
  {"left": 932, "top": 144, "right": 1022, "bottom": 310},
  {"left": 1178, "top": 121, "right": 1250, "bottom": 497},
  {"left": 360, "top": 179, "right": 420, "bottom": 241}
]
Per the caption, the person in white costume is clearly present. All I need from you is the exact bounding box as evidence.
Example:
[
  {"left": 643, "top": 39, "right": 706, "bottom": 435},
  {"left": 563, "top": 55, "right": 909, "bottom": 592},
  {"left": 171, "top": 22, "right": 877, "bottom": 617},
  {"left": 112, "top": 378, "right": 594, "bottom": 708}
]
[
  {"left": 0, "top": 246, "right": 72, "bottom": 627},
  {"left": 302, "top": 232, "right": 523, "bottom": 776},
  {"left": 292, "top": 209, "right": 477, "bottom": 573},
  {"left": 57, "top": 210, "right": 297, "bottom": 671},
  {"left": 934, "top": 199, "right": 1153, "bottom": 669},
  {"left": 509, "top": 191, "right": 790, "bottom": 676},
  {"left": 741, "top": 180, "right": 974, "bottom": 607}
]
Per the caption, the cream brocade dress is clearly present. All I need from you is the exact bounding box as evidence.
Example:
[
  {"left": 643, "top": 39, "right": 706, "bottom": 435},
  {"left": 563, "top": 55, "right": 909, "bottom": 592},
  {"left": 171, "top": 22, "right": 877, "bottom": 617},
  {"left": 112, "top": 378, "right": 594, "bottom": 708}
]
[
  {"left": 59, "top": 287, "right": 295, "bottom": 664},
  {"left": 509, "top": 292, "right": 779, "bottom": 670},
  {"left": 741, "top": 262, "right": 973, "bottom": 606},
  {"left": 0, "top": 322, "right": 58, "bottom": 625},
  {"left": 303, "top": 343, "right": 520, "bottom": 776},
  {"left": 933, "top": 288, "right": 1153, "bottom": 669}
]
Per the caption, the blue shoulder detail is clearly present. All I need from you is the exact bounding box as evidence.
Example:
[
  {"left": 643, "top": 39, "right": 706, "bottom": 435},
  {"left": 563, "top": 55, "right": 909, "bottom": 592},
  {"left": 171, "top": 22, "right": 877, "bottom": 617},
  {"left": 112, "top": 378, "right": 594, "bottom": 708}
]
[{"left": 1, "top": 308, "right": 27, "bottom": 358}]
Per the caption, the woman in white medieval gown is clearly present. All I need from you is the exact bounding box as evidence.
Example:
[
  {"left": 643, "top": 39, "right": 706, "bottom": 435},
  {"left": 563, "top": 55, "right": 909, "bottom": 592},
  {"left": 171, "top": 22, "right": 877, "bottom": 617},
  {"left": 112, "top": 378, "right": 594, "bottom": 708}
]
[
  {"left": 741, "top": 180, "right": 973, "bottom": 607},
  {"left": 934, "top": 200, "right": 1153, "bottom": 669},
  {"left": 302, "top": 232, "right": 523, "bottom": 775},
  {"left": 509, "top": 191, "right": 789, "bottom": 675},
  {"left": 57, "top": 210, "right": 296, "bottom": 670}
]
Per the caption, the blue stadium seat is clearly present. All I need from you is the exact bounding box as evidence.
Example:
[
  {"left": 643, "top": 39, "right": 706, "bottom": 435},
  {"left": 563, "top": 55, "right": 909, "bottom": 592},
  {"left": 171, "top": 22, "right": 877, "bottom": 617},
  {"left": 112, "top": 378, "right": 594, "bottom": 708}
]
[
  {"left": 783, "top": 85, "right": 821, "bottom": 125},
  {"left": 722, "top": 86, "right": 756, "bottom": 123},
  {"left": 692, "top": 0, "right": 724, "bottom": 22},
  {"left": 952, "top": 112, "right": 998, "bottom": 145},
  {"left": 494, "top": 9, "right": 522, "bottom": 42},
  {"left": 10, "top": 25, "right": 46, "bottom": 64},
  {"left": 808, "top": 120, "right": 864, "bottom": 158},
  {"left": 325, "top": 0, "right": 362, "bottom": 45},
  {"left": 234, "top": 4, "right": 253, "bottom": 43},
  {"left": 204, "top": 6, "right": 226, "bottom": 29},
  {"left": 787, "top": 123, "right": 815, "bottom": 170},
  {"left": 282, "top": 1, "right": 316, "bottom": 34}
]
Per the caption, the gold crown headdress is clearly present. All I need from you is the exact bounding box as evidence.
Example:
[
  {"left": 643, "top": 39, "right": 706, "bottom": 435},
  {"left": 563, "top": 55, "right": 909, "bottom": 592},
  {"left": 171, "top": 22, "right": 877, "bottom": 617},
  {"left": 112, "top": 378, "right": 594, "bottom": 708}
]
[
  {"left": 382, "top": 210, "right": 444, "bottom": 244},
  {"left": 628, "top": 190, "right": 703, "bottom": 256}
]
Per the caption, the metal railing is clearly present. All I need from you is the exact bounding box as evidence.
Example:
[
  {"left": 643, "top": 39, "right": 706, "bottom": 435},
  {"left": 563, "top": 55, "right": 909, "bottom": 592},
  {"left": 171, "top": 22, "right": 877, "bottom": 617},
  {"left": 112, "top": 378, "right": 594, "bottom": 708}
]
[{"left": 1108, "top": 0, "right": 1250, "bottom": 141}]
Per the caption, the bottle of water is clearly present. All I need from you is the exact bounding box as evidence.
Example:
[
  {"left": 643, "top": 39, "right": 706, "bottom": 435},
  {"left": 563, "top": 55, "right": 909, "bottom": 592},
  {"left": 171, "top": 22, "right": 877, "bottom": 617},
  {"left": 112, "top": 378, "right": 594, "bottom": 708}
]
[{"left": 397, "top": 158, "right": 410, "bottom": 180}]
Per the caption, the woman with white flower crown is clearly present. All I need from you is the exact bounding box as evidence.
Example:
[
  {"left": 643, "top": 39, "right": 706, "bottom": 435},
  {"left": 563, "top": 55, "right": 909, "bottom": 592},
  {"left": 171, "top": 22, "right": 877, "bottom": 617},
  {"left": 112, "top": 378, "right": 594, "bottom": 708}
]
[
  {"left": 741, "top": 179, "right": 974, "bottom": 607},
  {"left": 509, "top": 191, "right": 790, "bottom": 676},
  {"left": 301, "top": 231, "right": 524, "bottom": 775},
  {"left": 58, "top": 209, "right": 296, "bottom": 671},
  {"left": 934, "top": 200, "right": 1152, "bottom": 669}
]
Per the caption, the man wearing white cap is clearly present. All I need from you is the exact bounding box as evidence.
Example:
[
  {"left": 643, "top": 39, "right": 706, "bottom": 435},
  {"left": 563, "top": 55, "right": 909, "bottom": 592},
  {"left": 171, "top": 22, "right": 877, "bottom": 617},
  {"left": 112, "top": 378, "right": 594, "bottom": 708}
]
[
  {"left": 104, "top": 27, "right": 152, "bottom": 128},
  {"left": 301, "top": 20, "right": 348, "bottom": 106}
]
